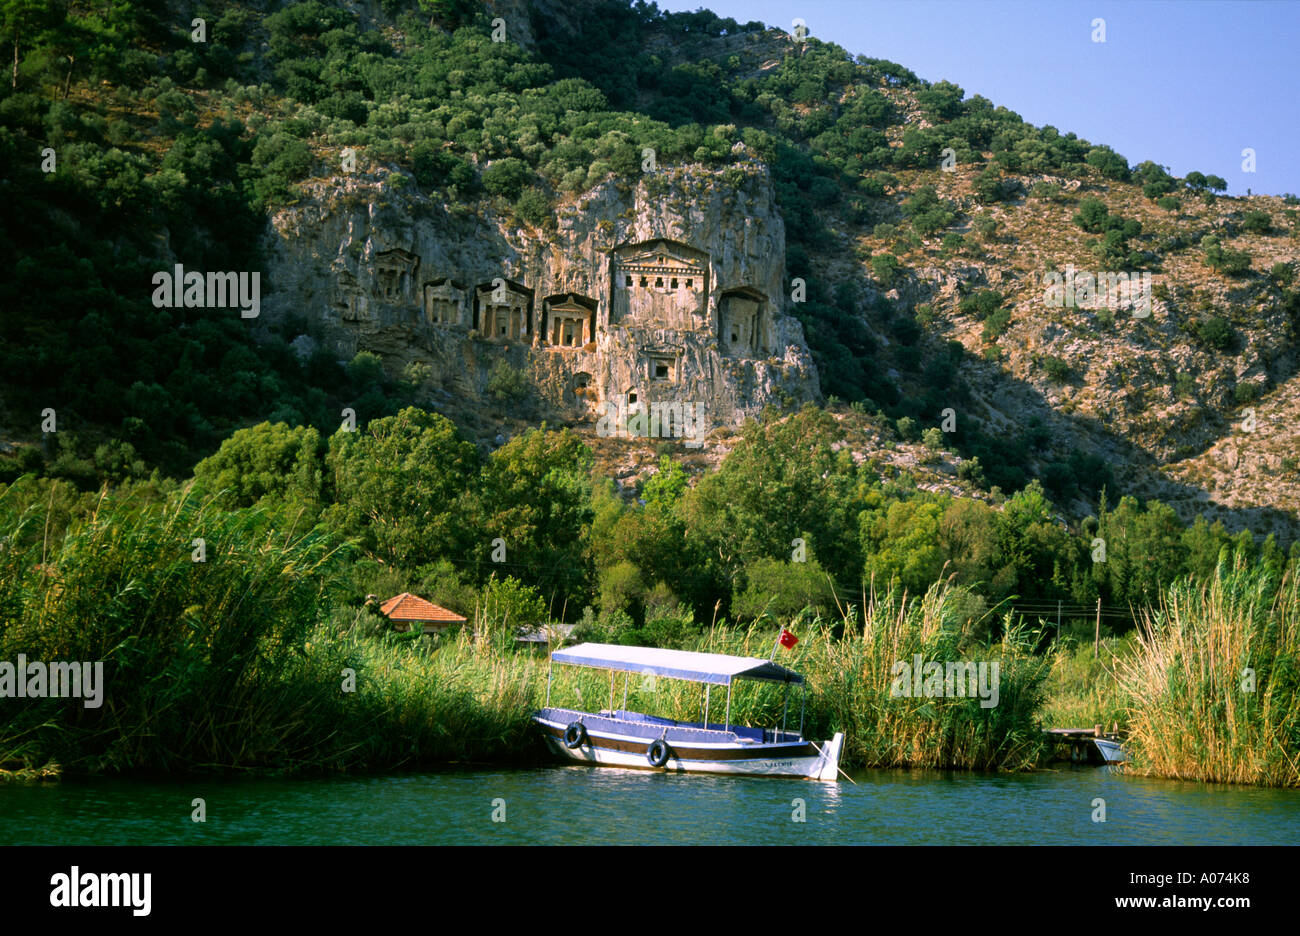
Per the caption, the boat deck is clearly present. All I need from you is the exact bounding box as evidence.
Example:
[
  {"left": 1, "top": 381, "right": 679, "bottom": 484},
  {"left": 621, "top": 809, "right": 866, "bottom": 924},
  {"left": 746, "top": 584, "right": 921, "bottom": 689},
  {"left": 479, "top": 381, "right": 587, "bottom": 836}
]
[{"left": 535, "top": 707, "right": 806, "bottom": 745}]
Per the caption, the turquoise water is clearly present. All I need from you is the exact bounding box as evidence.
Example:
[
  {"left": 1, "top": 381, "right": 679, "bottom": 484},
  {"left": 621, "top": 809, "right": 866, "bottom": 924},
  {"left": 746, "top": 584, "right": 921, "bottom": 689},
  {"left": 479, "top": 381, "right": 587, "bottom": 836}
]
[{"left": 3, "top": 764, "right": 1297, "bottom": 845}]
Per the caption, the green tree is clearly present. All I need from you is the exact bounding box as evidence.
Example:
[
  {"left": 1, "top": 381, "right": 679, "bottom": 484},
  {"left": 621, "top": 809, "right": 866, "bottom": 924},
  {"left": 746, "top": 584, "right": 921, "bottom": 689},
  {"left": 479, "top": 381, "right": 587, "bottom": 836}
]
[
  {"left": 481, "top": 157, "right": 532, "bottom": 200},
  {"left": 905, "top": 185, "right": 956, "bottom": 236},
  {"left": 1241, "top": 210, "right": 1271, "bottom": 234},
  {"left": 733, "top": 555, "right": 837, "bottom": 621},
  {"left": 325, "top": 407, "right": 480, "bottom": 566},
  {"left": 861, "top": 497, "right": 947, "bottom": 594},
  {"left": 990, "top": 480, "right": 1072, "bottom": 601},
  {"left": 476, "top": 427, "right": 595, "bottom": 613},
  {"left": 193, "top": 422, "right": 324, "bottom": 511},
  {"left": 1, "top": 0, "right": 64, "bottom": 89},
  {"left": 683, "top": 407, "right": 863, "bottom": 608},
  {"left": 1073, "top": 197, "right": 1111, "bottom": 233},
  {"left": 1085, "top": 146, "right": 1129, "bottom": 180}
]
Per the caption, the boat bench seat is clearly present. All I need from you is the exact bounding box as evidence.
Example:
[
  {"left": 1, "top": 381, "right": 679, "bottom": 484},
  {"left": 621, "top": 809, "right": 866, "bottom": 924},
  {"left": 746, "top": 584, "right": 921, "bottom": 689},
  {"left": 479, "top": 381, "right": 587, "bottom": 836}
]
[{"left": 611, "top": 709, "right": 765, "bottom": 743}]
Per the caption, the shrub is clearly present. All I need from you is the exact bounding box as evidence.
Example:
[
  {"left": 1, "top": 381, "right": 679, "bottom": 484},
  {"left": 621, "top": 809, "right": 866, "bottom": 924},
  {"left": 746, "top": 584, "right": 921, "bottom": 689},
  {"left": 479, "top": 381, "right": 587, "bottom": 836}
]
[
  {"left": 1196, "top": 316, "right": 1235, "bottom": 351},
  {"left": 1042, "top": 356, "right": 1069, "bottom": 382},
  {"left": 514, "top": 189, "right": 552, "bottom": 227},
  {"left": 1029, "top": 181, "right": 1068, "bottom": 202},
  {"left": 1233, "top": 382, "right": 1261, "bottom": 404},
  {"left": 957, "top": 456, "right": 985, "bottom": 486},
  {"left": 904, "top": 185, "right": 956, "bottom": 237},
  {"left": 1156, "top": 195, "right": 1181, "bottom": 212},
  {"left": 1073, "top": 197, "right": 1111, "bottom": 233},
  {"left": 1086, "top": 146, "right": 1130, "bottom": 180},
  {"left": 481, "top": 574, "right": 547, "bottom": 639},
  {"left": 870, "top": 253, "right": 902, "bottom": 289},
  {"left": 481, "top": 157, "right": 532, "bottom": 200},
  {"left": 347, "top": 351, "right": 386, "bottom": 388},
  {"left": 486, "top": 360, "right": 530, "bottom": 403},
  {"left": 1241, "top": 210, "right": 1271, "bottom": 234},
  {"left": 1203, "top": 236, "right": 1252, "bottom": 276},
  {"left": 959, "top": 289, "right": 1003, "bottom": 320},
  {"left": 732, "top": 556, "right": 837, "bottom": 622},
  {"left": 973, "top": 168, "right": 1012, "bottom": 204},
  {"left": 982, "top": 307, "right": 1011, "bottom": 342}
]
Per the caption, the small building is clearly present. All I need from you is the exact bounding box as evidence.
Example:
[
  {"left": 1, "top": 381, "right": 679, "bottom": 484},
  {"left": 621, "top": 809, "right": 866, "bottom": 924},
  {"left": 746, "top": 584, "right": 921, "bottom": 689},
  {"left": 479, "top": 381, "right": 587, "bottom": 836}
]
[{"left": 379, "top": 592, "right": 468, "bottom": 634}]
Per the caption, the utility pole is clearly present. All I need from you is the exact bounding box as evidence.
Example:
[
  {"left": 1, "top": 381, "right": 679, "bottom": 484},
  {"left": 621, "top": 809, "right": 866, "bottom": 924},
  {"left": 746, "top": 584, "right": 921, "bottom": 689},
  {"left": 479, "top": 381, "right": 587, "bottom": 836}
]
[{"left": 1094, "top": 598, "right": 1102, "bottom": 659}]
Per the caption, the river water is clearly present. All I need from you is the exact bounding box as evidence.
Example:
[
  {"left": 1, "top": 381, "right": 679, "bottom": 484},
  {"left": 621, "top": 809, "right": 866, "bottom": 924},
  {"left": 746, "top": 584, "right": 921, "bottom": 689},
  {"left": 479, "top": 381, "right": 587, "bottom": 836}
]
[{"left": 3, "top": 764, "right": 1297, "bottom": 845}]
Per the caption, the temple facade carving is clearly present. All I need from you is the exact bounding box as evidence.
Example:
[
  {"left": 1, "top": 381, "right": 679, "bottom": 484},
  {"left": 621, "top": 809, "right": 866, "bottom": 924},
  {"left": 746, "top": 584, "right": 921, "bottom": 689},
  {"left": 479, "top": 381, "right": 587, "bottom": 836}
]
[
  {"left": 374, "top": 248, "right": 419, "bottom": 303},
  {"left": 608, "top": 238, "right": 708, "bottom": 330},
  {"left": 423, "top": 278, "right": 468, "bottom": 328},
  {"left": 335, "top": 239, "right": 777, "bottom": 363},
  {"left": 317, "top": 231, "right": 813, "bottom": 433},
  {"left": 475, "top": 279, "right": 533, "bottom": 341},
  {"left": 719, "top": 286, "right": 770, "bottom": 357}
]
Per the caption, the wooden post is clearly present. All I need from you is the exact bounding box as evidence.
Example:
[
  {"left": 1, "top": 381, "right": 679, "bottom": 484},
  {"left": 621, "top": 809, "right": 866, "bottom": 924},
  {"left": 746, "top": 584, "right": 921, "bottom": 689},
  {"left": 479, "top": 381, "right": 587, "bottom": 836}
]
[{"left": 1094, "top": 598, "right": 1102, "bottom": 659}]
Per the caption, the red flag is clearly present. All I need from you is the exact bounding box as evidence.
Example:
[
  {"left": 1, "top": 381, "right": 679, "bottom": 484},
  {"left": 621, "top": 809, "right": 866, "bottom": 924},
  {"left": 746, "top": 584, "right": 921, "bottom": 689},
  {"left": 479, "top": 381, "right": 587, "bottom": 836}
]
[{"left": 779, "top": 628, "right": 798, "bottom": 649}]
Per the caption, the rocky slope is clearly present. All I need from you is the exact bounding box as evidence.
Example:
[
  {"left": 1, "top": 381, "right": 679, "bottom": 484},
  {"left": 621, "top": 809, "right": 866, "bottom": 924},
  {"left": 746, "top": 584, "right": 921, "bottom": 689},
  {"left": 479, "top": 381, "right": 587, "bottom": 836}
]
[{"left": 262, "top": 150, "right": 820, "bottom": 445}]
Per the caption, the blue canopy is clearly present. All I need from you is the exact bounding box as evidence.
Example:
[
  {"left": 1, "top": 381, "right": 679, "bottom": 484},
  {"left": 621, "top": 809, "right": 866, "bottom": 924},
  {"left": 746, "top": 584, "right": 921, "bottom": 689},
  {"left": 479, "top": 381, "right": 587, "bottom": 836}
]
[{"left": 550, "top": 642, "right": 803, "bottom": 686}]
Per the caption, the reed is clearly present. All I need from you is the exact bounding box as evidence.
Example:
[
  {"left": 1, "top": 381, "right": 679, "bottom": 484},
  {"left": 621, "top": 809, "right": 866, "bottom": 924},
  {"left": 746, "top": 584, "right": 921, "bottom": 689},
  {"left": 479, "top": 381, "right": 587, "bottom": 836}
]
[
  {"left": 1038, "top": 637, "right": 1132, "bottom": 730},
  {"left": 553, "top": 580, "right": 1052, "bottom": 770},
  {"left": 1114, "top": 560, "right": 1300, "bottom": 787},
  {"left": 0, "top": 481, "right": 541, "bottom": 776}
]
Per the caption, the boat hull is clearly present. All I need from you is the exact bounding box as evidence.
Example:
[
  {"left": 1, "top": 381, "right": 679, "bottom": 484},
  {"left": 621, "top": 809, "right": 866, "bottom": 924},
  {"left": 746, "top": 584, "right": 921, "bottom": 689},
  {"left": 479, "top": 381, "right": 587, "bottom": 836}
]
[
  {"left": 533, "top": 710, "right": 844, "bottom": 781},
  {"left": 1094, "top": 737, "right": 1127, "bottom": 764}
]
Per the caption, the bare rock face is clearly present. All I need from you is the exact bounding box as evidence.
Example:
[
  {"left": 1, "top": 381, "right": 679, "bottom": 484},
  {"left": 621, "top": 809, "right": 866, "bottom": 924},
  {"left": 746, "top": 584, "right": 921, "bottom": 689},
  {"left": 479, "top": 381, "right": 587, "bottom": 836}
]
[{"left": 261, "top": 156, "right": 821, "bottom": 439}]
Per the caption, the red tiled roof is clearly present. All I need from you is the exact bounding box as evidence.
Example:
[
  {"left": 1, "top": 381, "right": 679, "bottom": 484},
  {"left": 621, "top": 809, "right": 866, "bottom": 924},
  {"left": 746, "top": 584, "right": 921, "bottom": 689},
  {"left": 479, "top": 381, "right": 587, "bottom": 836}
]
[{"left": 379, "top": 593, "right": 467, "bottom": 623}]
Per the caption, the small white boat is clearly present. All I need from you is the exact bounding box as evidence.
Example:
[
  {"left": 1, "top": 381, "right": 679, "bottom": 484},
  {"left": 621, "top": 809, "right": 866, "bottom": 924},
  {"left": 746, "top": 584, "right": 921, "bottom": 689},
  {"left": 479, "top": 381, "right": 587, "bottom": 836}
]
[
  {"left": 532, "top": 642, "right": 845, "bottom": 781},
  {"left": 1094, "top": 736, "right": 1127, "bottom": 764}
]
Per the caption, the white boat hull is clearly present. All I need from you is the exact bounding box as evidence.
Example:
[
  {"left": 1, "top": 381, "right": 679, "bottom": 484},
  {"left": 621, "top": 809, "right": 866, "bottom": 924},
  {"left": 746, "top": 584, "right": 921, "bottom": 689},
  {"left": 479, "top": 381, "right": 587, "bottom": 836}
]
[
  {"left": 534, "top": 711, "right": 844, "bottom": 781},
  {"left": 1094, "top": 737, "right": 1127, "bottom": 763}
]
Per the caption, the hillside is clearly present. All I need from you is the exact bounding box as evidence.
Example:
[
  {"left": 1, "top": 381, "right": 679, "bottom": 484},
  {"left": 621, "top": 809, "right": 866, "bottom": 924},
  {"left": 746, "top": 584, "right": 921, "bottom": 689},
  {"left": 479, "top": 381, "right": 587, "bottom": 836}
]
[{"left": 1, "top": 0, "right": 1297, "bottom": 544}]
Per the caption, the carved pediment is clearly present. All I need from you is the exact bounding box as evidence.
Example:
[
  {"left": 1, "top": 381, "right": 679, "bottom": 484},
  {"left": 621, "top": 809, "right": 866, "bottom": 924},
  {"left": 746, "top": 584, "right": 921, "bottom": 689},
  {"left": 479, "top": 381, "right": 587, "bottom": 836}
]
[
  {"left": 375, "top": 248, "right": 419, "bottom": 274},
  {"left": 612, "top": 239, "right": 707, "bottom": 274},
  {"left": 609, "top": 240, "right": 709, "bottom": 328}
]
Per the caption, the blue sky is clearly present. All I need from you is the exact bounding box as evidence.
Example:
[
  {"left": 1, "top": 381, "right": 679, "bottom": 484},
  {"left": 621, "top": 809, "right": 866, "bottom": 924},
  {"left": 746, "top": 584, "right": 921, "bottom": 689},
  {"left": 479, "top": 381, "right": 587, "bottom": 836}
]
[{"left": 657, "top": 0, "right": 1299, "bottom": 196}]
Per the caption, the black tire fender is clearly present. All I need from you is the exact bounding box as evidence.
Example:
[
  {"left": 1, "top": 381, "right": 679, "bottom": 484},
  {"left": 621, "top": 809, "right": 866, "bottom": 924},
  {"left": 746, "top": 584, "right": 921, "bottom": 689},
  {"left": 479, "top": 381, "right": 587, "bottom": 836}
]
[
  {"left": 563, "top": 721, "right": 587, "bottom": 749},
  {"left": 647, "top": 738, "right": 672, "bottom": 768}
]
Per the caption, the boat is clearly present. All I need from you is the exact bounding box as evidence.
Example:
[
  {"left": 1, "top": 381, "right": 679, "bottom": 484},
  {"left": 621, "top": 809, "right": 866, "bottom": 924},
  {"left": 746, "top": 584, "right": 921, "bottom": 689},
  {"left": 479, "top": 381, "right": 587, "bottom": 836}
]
[
  {"left": 1044, "top": 727, "right": 1128, "bottom": 764},
  {"left": 531, "top": 642, "right": 845, "bottom": 781},
  {"left": 1093, "top": 736, "right": 1127, "bottom": 764}
]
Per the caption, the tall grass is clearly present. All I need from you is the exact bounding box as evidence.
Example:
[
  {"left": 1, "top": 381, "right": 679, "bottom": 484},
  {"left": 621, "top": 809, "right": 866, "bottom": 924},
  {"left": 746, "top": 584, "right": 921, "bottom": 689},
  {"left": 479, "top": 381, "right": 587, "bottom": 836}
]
[
  {"left": 21, "top": 474, "right": 1293, "bottom": 784},
  {"left": 547, "top": 580, "right": 1052, "bottom": 770},
  {"left": 1039, "top": 637, "right": 1133, "bottom": 730},
  {"left": 0, "top": 481, "right": 540, "bottom": 776},
  {"left": 286, "top": 616, "right": 542, "bottom": 769},
  {"left": 1115, "top": 560, "right": 1300, "bottom": 787},
  {"left": 806, "top": 582, "right": 1050, "bottom": 770}
]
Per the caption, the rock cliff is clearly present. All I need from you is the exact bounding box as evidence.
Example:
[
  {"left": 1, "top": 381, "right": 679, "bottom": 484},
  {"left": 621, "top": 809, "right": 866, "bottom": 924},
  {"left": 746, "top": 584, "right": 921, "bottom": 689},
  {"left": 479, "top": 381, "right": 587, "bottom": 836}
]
[{"left": 261, "top": 150, "right": 820, "bottom": 442}]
